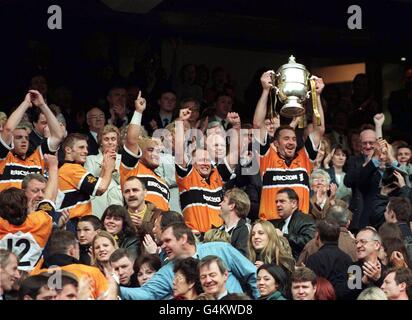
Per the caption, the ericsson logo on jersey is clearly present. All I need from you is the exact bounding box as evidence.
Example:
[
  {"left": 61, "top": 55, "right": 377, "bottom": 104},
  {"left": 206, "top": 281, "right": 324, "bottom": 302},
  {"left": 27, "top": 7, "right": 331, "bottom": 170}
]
[{"left": 263, "top": 170, "right": 309, "bottom": 187}]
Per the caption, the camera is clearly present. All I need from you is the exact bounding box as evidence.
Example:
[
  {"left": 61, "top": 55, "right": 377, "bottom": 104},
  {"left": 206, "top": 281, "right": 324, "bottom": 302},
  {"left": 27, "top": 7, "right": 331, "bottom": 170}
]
[{"left": 381, "top": 166, "right": 408, "bottom": 187}]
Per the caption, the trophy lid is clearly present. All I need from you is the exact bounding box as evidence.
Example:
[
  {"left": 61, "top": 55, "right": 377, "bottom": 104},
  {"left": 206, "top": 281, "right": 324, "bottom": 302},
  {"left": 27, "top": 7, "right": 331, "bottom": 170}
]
[{"left": 277, "top": 55, "right": 308, "bottom": 72}]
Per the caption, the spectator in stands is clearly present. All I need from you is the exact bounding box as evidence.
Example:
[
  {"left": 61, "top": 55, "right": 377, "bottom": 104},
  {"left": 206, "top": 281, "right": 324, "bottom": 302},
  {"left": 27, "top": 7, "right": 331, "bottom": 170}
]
[
  {"left": 0, "top": 90, "right": 64, "bottom": 191},
  {"left": 381, "top": 267, "right": 412, "bottom": 300},
  {"left": 133, "top": 254, "right": 162, "bottom": 287},
  {"left": 247, "top": 219, "right": 295, "bottom": 274},
  {"left": 55, "top": 270, "right": 79, "bottom": 300},
  {"left": 256, "top": 264, "right": 289, "bottom": 300},
  {"left": 107, "top": 85, "right": 129, "bottom": 129},
  {"left": 101, "top": 205, "right": 139, "bottom": 259},
  {"left": 199, "top": 255, "right": 230, "bottom": 300},
  {"left": 305, "top": 220, "right": 352, "bottom": 299},
  {"left": 18, "top": 273, "right": 57, "bottom": 300},
  {"left": 0, "top": 186, "right": 55, "bottom": 272},
  {"left": 0, "top": 249, "right": 21, "bottom": 300},
  {"left": 33, "top": 230, "right": 108, "bottom": 299},
  {"left": 85, "top": 124, "right": 123, "bottom": 218},
  {"left": 120, "top": 222, "right": 258, "bottom": 300},
  {"left": 270, "top": 188, "right": 316, "bottom": 260},
  {"left": 298, "top": 205, "right": 357, "bottom": 265},
  {"left": 357, "top": 286, "right": 387, "bottom": 300},
  {"left": 58, "top": 133, "right": 115, "bottom": 226},
  {"left": 172, "top": 257, "right": 203, "bottom": 300},
  {"left": 85, "top": 107, "right": 106, "bottom": 156},
  {"left": 76, "top": 215, "right": 102, "bottom": 265},
  {"left": 218, "top": 188, "right": 251, "bottom": 256},
  {"left": 314, "top": 277, "right": 336, "bottom": 300},
  {"left": 120, "top": 92, "right": 170, "bottom": 212},
  {"left": 291, "top": 267, "right": 317, "bottom": 300},
  {"left": 91, "top": 230, "right": 118, "bottom": 276},
  {"left": 109, "top": 248, "right": 138, "bottom": 287}
]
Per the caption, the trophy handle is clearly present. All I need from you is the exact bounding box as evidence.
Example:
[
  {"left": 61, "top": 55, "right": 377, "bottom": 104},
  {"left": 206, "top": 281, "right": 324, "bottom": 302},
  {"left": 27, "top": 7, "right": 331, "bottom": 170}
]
[{"left": 270, "top": 72, "right": 280, "bottom": 94}]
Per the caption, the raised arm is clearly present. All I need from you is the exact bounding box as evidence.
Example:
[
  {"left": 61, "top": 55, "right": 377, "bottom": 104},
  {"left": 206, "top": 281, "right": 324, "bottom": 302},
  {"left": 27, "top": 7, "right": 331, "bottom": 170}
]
[
  {"left": 174, "top": 108, "right": 192, "bottom": 168},
  {"left": 253, "top": 70, "right": 274, "bottom": 143},
  {"left": 226, "top": 112, "right": 241, "bottom": 170},
  {"left": 43, "top": 154, "right": 59, "bottom": 202},
  {"left": 373, "top": 113, "right": 385, "bottom": 139},
  {"left": 125, "top": 91, "right": 146, "bottom": 154},
  {"left": 30, "top": 90, "right": 65, "bottom": 151},
  {"left": 1, "top": 92, "right": 32, "bottom": 145},
  {"left": 309, "top": 76, "right": 325, "bottom": 149}
]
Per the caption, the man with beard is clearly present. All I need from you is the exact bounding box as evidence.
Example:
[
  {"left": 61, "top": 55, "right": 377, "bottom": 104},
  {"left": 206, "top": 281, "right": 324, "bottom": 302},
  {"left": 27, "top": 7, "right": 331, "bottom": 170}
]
[
  {"left": 120, "top": 92, "right": 170, "bottom": 211},
  {"left": 0, "top": 90, "right": 64, "bottom": 191},
  {"left": 253, "top": 70, "right": 325, "bottom": 220}
]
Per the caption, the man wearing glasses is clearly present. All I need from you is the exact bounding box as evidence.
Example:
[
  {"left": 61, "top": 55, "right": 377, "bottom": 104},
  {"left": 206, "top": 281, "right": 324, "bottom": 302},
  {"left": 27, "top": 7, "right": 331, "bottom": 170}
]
[
  {"left": 85, "top": 107, "right": 106, "bottom": 156},
  {"left": 351, "top": 226, "right": 386, "bottom": 298}
]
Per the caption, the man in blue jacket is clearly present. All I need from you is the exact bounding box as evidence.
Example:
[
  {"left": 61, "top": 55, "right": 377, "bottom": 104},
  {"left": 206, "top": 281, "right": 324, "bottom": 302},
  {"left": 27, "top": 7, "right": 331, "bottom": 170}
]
[{"left": 120, "top": 222, "right": 259, "bottom": 300}]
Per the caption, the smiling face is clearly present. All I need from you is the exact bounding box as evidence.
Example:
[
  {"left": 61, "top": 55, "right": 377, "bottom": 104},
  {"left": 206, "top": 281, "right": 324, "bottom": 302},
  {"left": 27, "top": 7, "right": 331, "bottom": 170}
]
[
  {"left": 199, "top": 261, "right": 228, "bottom": 297},
  {"left": 0, "top": 254, "right": 20, "bottom": 292},
  {"left": 360, "top": 129, "right": 376, "bottom": 158},
  {"left": 257, "top": 268, "right": 278, "bottom": 298},
  {"left": 193, "top": 149, "right": 212, "bottom": 178},
  {"left": 66, "top": 139, "right": 88, "bottom": 164},
  {"left": 207, "top": 134, "right": 226, "bottom": 163},
  {"left": 25, "top": 179, "right": 46, "bottom": 209},
  {"left": 355, "top": 230, "right": 380, "bottom": 261},
  {"left": 274, "top": 128, "right": 297, "bottom": 160},
  {"left": 104, "top": 215, "right": 123, "bottom": 236},
  {"left": 397, "top": 147, "right": 411, "bottom": 166},
  {"left": 251, "top": 223, "right": 269, "bottom": 251},
  {"left": 93, "top": 237, "right": 116, "bottom": 263},
  {"left": 160, "top": 227, "right": 186, "bottom": 261}
]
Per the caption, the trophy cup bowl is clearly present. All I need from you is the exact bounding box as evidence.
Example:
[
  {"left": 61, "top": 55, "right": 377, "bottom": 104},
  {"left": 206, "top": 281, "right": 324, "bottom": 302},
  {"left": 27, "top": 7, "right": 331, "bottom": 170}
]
[{"left": 272, "top": 55, "right": 310, "bottom": 118}]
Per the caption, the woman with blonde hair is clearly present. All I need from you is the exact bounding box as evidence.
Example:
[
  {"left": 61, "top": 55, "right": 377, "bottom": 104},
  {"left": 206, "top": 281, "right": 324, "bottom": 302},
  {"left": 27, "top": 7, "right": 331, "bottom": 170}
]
[
  {"left": 248, "top": 220, "right": 295, "bottom": 274},
  {"left": 91, "top": 230, "right": 119, "bottom": 276}
]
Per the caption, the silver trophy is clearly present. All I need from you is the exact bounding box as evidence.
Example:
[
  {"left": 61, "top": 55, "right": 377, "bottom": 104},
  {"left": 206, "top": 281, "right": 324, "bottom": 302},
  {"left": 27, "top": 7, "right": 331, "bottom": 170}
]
[{"left": 270, "top": 55, "right": 311, "bottom": 118}]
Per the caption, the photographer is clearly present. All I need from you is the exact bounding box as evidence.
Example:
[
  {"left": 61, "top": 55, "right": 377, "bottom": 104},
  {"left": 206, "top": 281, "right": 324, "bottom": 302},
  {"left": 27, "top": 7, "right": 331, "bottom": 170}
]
[{"left": 371, "top": 166, "right": 412, "bottom": 229}]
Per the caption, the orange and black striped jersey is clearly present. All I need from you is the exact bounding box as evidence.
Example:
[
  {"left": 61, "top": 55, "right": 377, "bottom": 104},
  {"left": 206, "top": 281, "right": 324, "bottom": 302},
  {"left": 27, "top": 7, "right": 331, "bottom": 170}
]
[
  {"left": 0, "top": 137, "right": 54, "bottom": 191},
  {"left": 176, "top": 161, "right": 233, "bottom": 233},
  {"left": 258, "top": 134, "right": 317, "bottom": 220},
  {"left": 57, "top": 162, "right": 100, "bottom": 219},
  {"left": 120, "top": 146, "right": 170, "bottom": 211},
  {"left": 0, "top": 200, "right": 54, "bottom": 271},
  {"left": 32, "top": 264, "right": 109, "bottom": 299}
]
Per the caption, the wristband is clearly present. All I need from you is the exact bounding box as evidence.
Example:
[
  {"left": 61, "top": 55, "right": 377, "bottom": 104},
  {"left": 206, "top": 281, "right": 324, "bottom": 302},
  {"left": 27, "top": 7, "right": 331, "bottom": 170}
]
[{"left": 131, "top": 111, "right": 142, "bottom": 125}]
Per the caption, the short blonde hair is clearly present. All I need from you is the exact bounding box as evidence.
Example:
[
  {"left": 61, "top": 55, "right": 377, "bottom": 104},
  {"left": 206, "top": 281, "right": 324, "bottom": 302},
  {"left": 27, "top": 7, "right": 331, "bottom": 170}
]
[
  {"left": 138, "top": 137, "right": 162, "bottom": 151},
  {"left": 203, "top": 229, "right": 230, "bottom": 243},
  {"left": 97, "top": 124, "right": 121, "bottom": 147},
  {"left": 357, "top": 287, "right": 387, "bottom": 300}
]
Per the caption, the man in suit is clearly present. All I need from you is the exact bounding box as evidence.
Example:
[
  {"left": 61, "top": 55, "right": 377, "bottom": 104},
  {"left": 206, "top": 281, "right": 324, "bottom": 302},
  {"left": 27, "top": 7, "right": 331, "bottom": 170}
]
[
  {"left": 208, "top": 92, "right": 233, "bottom": 130},
  {"left": 142, "top": 89, "right": 177, "bottom": 135},
  {"left": 344, "top": 126, "right": 398, "bottom": 231},
  {"left": 85, "top": 107, "right": 105, "bottom": 156},
  {"left": 270, "top": 188, "right": 316, "bottom": 260}
]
